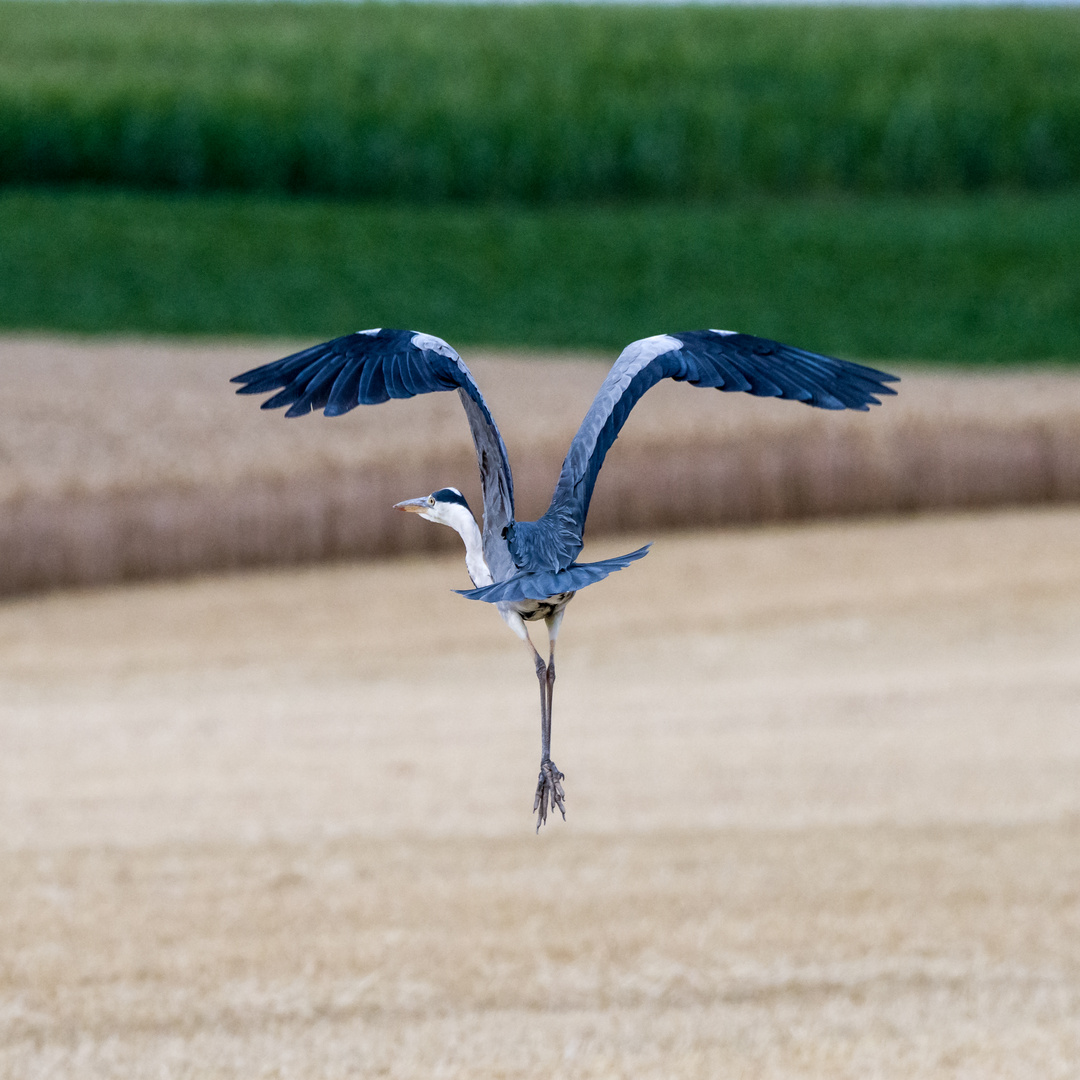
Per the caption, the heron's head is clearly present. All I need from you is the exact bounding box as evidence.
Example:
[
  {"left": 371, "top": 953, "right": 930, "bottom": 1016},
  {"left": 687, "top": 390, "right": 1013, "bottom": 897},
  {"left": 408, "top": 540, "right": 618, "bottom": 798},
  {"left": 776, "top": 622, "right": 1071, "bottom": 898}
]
[{"left": 394, "top": 487, "right": 474, "bottom": 528}]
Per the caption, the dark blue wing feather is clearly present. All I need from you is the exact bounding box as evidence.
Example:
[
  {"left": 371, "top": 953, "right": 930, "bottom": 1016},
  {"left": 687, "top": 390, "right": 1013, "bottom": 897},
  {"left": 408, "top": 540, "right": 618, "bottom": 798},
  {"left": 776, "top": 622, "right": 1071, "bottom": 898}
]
[
  {"left": 506, "top": 330, "right": 898, "bottom": 573},
  {"left": 400, "top": 350, "right": 427, "bottom": 396},
  {"left": 232, "top": 329, "right": 516, "bottom": 568},
  {"left": 234, "top": 330, "right": 460, "bottom": 414},
  {"left": 456, "top": 544, "right": 652, "bottom": 604},
  {"left": 326, "top": 357, "right": 365, "bottom": 415}
]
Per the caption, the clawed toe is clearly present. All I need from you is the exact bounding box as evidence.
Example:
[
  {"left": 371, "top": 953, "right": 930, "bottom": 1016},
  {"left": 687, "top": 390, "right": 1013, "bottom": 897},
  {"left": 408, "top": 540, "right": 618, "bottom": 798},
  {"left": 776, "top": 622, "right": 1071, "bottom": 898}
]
[{"left": 533, "top": 758, "right": 566, "bottom": 831}]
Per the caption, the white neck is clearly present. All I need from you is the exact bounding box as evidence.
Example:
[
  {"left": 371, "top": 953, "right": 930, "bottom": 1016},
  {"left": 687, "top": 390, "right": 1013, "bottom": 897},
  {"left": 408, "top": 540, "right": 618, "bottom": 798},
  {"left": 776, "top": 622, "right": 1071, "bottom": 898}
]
[{"left": 438, "top": 503, "right": 493, "bottom": 588}]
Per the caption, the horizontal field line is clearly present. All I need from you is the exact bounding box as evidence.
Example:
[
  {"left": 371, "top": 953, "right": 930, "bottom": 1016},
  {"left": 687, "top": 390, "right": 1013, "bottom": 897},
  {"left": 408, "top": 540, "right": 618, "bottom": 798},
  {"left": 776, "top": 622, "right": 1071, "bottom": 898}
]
[{"left": 3, "top": 341, "right": 1080, "bottom": 597}]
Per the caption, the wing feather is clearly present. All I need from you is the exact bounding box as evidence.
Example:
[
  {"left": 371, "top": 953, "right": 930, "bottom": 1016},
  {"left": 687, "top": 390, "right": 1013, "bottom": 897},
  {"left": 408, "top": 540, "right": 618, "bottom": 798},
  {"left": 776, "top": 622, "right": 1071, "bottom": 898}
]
[
  {"left": 399, "top": 349, "right": 426, "bottom": 396},
  {"left": 326, "top": 357, "right": 365, "bottom": 415},
  {"left": 385, "top": 350, "right": 409, "bottom": 399}
]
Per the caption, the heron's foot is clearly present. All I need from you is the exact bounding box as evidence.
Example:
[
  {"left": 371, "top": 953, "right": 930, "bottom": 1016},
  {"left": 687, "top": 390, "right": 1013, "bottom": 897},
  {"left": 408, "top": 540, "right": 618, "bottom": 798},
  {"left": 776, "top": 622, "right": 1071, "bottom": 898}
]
[{"left": 533, "top": 758, "right": 566, "bottom": 831}]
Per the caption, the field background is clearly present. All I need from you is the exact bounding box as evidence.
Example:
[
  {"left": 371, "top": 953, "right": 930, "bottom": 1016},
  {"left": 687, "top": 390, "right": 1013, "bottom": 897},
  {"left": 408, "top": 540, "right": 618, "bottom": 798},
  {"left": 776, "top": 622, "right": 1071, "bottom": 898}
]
[
  {"left": 5, "top": 4, "right": 1078, "bottom": 200},
  {"left": 3, "top": 5, "right": 1080, "bottom": 1077},
  {"left": 3, "top": 189, "right": 1080, "bottom": 358},
  {"left": 3, "top": 337, "right": 1080, "bottom": 1074},
  {"left": 5, "top": 338, "right": 1080, "bottom": 597},
  {"left": 3, "top": 507, "right": 1079, "bottom": 1077},
  {"left": 1, "top": 2, "right": 1078, "bottom": 357}
]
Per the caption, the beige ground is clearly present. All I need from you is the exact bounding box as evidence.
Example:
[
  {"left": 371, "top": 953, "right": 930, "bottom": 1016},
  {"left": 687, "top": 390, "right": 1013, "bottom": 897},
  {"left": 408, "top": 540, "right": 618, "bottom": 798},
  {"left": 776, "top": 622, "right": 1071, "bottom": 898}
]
[{"left": 2, "top": 506, "right": 1079, "bottom": 1077}]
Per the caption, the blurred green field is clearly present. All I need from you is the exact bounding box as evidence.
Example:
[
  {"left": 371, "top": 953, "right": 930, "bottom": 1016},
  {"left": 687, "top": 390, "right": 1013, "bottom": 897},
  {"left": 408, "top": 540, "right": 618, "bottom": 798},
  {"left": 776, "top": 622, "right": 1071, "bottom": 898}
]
[
  {"left": 2, "top": 2, "right": 1078, "bottom": 201},
  {"left": 3, "top": 188, "right": 1078, "bottom": 360}
]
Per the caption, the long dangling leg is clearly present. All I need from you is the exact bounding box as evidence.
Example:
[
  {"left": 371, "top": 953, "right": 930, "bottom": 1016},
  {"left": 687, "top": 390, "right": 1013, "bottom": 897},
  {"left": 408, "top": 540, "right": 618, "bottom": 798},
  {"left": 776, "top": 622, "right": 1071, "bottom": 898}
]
[
  {"left": 535, "top": 609, "right": 566, "bottom": 827},
  {"left": 531, "top": 635, "right": 563, "bottom": 830},
  {"left": 499, "top": 605, "right": 565, "bottom": 830}
]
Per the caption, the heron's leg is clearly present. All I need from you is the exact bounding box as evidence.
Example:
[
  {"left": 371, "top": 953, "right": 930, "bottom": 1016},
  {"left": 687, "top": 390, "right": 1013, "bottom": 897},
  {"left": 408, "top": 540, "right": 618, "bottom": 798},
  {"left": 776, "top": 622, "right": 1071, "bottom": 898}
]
[
  {"left": 534, "top": 610, "right": 566, "bottom": 829},
  {"left": 500, "top": 606, "right": 565, "bottom": 829},
  {"left": 542, "top": 609, "right": 565, "bottom": 758},
  {"left": 525, "top": 633, "right": 564, "bottom": 830},
  {"left": 530, "top": 638, "right": 550, "bottom": 759}
]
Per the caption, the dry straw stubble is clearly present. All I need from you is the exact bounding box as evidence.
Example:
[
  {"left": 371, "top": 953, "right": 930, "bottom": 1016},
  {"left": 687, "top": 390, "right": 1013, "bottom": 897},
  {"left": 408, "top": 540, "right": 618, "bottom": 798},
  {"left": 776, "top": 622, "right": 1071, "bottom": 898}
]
[{"left": 2, "top": 336, "right": 1080, "bottom": 596}]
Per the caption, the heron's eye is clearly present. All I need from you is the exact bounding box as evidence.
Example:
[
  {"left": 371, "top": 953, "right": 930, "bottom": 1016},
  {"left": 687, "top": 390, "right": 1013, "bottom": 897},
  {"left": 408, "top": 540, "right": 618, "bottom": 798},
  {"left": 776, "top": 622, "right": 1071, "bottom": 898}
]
[{"left": 428, "top": 496, "right": 435, "bottom": 507}]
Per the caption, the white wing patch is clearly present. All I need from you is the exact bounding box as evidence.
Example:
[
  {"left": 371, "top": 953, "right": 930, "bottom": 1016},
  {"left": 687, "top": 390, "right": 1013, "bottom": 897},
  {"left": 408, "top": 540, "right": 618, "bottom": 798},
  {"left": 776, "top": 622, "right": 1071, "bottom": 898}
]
[
  {"left": 709, "top": 329, "right": 737, "bottom": 336},
  {"left": 357, "top": 327, "right": 382, "bottom": 336},
  {"left": 411, "top": 332, "right": 459, "bottom": 359},
  {"left": 564, "top": 334, "right": 683, "bottom": 476},
  {"left": 626, "top": 334, "right": 683, "bottom": 366}
]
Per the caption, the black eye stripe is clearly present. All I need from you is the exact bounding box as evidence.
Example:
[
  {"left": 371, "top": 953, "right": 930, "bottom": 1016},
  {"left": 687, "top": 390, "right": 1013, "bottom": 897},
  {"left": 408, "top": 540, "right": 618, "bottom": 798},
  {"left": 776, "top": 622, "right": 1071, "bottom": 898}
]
[{"left": 432, "top": 487, "right": 470, "bottom": 510}]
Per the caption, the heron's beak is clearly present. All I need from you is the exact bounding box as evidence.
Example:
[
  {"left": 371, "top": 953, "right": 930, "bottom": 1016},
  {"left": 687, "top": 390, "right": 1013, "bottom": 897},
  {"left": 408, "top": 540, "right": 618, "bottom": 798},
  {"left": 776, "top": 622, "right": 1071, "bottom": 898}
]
[{"left": 394, "top": 497, "right": 428, "bottom": 513}]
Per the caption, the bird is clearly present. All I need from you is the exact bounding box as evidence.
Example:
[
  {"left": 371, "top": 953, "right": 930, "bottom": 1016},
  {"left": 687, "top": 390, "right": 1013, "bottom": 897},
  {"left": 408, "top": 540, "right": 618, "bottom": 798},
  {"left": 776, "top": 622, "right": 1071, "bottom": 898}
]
[{"left": 232, "top": 327, "right": 898, "bottom": 829}]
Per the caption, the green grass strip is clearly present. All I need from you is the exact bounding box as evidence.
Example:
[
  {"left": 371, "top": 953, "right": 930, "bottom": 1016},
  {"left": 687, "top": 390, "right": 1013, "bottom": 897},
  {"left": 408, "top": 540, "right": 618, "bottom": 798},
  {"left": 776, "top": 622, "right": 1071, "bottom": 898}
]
[
  {"left": 2, "top": 2, "right": 1079, "bottom": 199},
  {"left": 2, "top": 189, "right": 1079, "bottom": 362}
]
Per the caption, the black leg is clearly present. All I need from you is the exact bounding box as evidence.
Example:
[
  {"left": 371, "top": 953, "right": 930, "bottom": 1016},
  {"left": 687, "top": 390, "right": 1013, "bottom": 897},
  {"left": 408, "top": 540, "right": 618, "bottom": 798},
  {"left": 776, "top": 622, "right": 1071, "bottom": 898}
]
[
  {"left": 546, "top": 642, "right": 556, "bottom": 734},
  {"left": 532, "top": 648, "right": 565, "bottom": 830}
]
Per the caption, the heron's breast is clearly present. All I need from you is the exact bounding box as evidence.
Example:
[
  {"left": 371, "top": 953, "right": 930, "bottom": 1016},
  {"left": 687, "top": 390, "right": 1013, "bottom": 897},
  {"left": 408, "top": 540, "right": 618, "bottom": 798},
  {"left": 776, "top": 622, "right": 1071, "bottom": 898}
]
[{"left": 513, "top": 592, "right": 575, "bottom": 622}]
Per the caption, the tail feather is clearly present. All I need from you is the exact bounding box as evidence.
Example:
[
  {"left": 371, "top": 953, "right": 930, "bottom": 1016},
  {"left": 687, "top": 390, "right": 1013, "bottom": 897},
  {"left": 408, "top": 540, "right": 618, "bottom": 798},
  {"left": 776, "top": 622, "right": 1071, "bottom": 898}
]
[{"left": 456, "top": 544, "right": 652, "bottom": 604}]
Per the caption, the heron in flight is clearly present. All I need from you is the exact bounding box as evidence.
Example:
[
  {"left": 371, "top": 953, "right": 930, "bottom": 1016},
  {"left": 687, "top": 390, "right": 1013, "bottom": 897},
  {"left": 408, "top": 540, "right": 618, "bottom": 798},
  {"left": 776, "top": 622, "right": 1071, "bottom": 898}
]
[{"left": 233, "top": 328, "right": 897, "bottom": 828}]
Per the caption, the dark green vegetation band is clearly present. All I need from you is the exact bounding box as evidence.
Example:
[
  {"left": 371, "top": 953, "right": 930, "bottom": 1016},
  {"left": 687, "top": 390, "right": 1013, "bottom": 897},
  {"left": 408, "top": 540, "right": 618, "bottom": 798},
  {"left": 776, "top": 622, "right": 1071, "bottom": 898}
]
[
  {"left": 2, "top": 3, "right": 1079, "bottom": 200},
  {"left": 4, "top": 189, "right": 1078, "bottom": 361}
]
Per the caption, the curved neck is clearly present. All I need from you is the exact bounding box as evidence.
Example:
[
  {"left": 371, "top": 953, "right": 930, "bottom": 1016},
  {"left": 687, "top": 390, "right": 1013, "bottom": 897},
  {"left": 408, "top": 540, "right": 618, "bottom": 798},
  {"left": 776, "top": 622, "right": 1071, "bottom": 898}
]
[{"left": 441, "top": 504, "right": 493, "bottom": 587}]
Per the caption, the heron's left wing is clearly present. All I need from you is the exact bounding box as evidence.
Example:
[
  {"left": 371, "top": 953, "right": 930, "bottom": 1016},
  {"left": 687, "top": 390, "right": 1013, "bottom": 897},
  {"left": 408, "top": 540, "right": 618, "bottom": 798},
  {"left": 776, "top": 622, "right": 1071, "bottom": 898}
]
[
  {"left": 231, "top": 329, "right": 516, "bottom": 567},
  {"left": 510, "top": 330, "right": 897, "bottom": 571}
]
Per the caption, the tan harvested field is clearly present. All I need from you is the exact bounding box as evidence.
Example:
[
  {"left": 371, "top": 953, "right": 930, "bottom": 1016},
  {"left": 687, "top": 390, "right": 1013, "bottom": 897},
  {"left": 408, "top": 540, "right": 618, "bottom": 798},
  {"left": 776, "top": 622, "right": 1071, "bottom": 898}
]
[
  {"left": 4, "top": 336, "right": 1080, "bottom": 595},
  {"left": 2, "top": 506, "right": 1079, "bottom": 1078}
]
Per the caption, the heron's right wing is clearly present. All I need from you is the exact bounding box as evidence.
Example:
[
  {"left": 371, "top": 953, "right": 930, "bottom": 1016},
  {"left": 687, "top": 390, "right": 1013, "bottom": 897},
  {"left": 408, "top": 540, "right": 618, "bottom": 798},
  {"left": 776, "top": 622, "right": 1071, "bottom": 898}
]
[
  {"left": 514, "top": 330, "right": 897, "bottom": 569},
  {"left": 231, "top": 329, "right": 516, "bottom": 562}
]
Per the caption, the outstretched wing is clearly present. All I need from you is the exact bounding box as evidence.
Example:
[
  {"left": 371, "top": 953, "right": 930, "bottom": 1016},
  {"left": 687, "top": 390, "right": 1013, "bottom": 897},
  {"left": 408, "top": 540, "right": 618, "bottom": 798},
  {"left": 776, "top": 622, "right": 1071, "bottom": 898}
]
[
  {"left": 508, "top": 330, "right": 898, "bottom": 572},
  {"left": 231, "top": 329, "right": 516, "bottom": 574}
]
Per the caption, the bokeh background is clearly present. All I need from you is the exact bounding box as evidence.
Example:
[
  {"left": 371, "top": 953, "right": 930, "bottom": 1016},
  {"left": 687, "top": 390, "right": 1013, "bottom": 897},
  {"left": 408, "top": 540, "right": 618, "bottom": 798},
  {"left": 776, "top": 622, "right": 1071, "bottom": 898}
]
[
  {"left": 2, "top": 1, "right": 1079, "bottom": 356},
  {"left": 1, "top": 3, "right": 1079, "bottom": 1078}
]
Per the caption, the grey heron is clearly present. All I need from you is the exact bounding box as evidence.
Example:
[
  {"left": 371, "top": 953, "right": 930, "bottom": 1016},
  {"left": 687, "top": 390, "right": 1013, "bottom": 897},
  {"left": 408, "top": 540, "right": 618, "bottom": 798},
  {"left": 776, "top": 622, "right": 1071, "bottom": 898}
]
[{"left": 233, "top": 328, "right": 897, "bottom": 829}]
